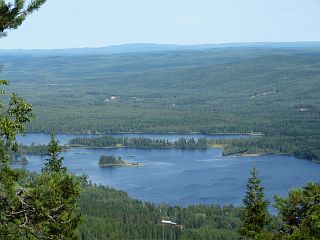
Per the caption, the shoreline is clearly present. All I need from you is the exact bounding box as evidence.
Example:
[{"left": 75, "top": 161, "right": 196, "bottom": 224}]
[
  {"left": 23, "top": 131, "right": 262, "bottom": 137},
  {"left": 239, "top": 153, "right": 264, "bottom": 157},
  {"left": 99, "top": 162, "right": 143, "bottom": 168},
  {"left": 69, "top": 145, "right": 214, "bottom": 150}
]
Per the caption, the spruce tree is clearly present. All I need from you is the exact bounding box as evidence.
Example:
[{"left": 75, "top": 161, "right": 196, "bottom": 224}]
[
  {"left": 43, "top": 133, "right": 66, "bottom": 172},
  {"left": 239, "top": 167, "right": 270, "bottom": 239}
]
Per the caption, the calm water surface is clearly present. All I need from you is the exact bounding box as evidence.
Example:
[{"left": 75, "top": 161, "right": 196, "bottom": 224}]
[
  {"left": 17, "top": 132, "right": 249, "bottom": 145},
  {"left": 13, "top": 133, "right": 320, "bottom": 208}
]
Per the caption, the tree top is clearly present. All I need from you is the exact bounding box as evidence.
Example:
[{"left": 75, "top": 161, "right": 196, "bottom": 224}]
[{"left": 0, "top": 0, "right": 46, "bottom": 37}]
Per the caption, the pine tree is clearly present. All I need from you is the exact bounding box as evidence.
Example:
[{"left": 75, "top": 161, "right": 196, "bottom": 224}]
[
  {"left": 0, "top": 166, "right": 81, "bottom": 239},
  {"left": 275, "top": 181, "right": 320, "bottom": 239},
  {"left": 239, "top": 167, "right": 270, "bottom": 239},
  {"left": 0, "top": 0, "right": 47, "bottom": 37},
  {"left": 0, "top": 132, "right": 81, "bottom": 239}
]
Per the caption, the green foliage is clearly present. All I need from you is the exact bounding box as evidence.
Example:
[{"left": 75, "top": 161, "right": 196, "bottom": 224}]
[
  {"left": 13, "top": 143, "right": 68, "bottom": 155},
  {"left": 0, "top": 166, "right": 81, "bottom": 239},
  {"left": 99, "top": 155, "right": 124, "bottom": 166},
  {"left": 75, "top": 175, "right": 320, "bottom": 240},
  {"left": 218, "top": 136, "right": 320, "bottom": 162},
  {"left": 70, "top": 136, "right": 209, "bottom": 149},
  {"left": 77, "top": 183, "right": 242, "bottom": 240},
  {"left": 0, "top": 0, "right": 46, "bottom": 37},
  {"left": 1, "top": 48, "right": 320, "bottom": 161},
  {"left": 0, "top": 133, "right": 81, "bottom": 239},
  {"left": 27, "top": 171, "right": 81, "bottom": 239},
  {"left": 0, "top": 3, "right": 83, "bottom": 238},
  {"left": 0, "top": 79, "right": 33, "bottom": 238},
  {"left": 274, "top": 182, "right": 320, "bottom": 240},
  {"left": 0, "top": 80, "right": 33, "bottom": 164},
  {"left": 238, "top": 170, "right": 320, "bottom": 240},
  {"left": 43, "top": 133, "right": 66, "bottom": 173},
  {"left": 0, "top": 168, "right": 30, "bottom": 239},
  {"left": 1, "top": 5, "right": 319, "bottom": 238},
  {"left": 239, "top": 168, "right": 270, "bottom": 239}
]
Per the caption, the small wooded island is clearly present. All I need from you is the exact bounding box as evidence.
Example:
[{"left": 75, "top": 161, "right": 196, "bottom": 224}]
[{"left": 98, "top": 155, "right": 143, "bottom": 167}]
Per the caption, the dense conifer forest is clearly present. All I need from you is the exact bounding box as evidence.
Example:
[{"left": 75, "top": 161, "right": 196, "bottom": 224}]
[
  {"left": 77, "top": 177, "right": 319, "bottom": 240},
  {"left": 1, "top": 1, "right": 319, "bottom": 239},
  {"left": 1, "top": 47, "right": 320, "bottom": 161},
  {"left": 70, "top": 134, "right": 320, "bottom": 161},
  {"left": 77, "top": 182, "right": 243, "bottom": 240},
  {"left": 213, "top": 137, "right": 320, "bottom": 161},
  {"left": 70, "top": 136, "right": 209, "bottom": 149}
]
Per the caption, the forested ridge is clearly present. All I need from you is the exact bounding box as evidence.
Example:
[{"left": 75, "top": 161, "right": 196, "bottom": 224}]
[{"left": 1, "top": 47, "right": 320, "bottom": 161}]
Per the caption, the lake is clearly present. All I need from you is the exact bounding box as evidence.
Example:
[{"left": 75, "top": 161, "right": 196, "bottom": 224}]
[
  {"left": 16, "top": 132, "right": 250, "bottom": 145},
  {"left": 13, "top": 133, "right": 320, "bottom": 208}
]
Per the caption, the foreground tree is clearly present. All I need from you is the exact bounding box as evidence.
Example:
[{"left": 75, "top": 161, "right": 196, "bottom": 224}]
[
  {"left": 0, "top": 81, "right": 34, "bottom": 163},
  {"left": 27, "top": 135, "right": 81, "bottom": 239},
  {"left": 1, "top": 1, "right": 81, "bottom": 238},
  {"left": 275, "top": 181, "right": 320, "bottom": 240},
  {"left": 0, "top": 135, "right": 81, "bottom": 239},
  {"left": 0, "top": 74, "right": 81, "bottom": 238},
  {"left": 0, "top": 62, "right": 35, "bottom": 239},
  {"left": 0, "top": 0, "right": 46, "bottom": 163},
  {"left": 0, "top": 0, "right": 46, "bottom": 37},
  {"left": 239, "top": 167, "right": 270, "bottom": 239}
]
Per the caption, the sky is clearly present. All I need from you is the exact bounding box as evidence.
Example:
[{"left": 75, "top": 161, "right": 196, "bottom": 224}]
[{"left": 1, "top": 0, "right": 320, "bottom": 49}]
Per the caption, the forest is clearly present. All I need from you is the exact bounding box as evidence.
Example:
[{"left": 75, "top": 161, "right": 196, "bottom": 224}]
[
  {"left": 77, "top": 182, "right": 243, "bottom": 240},
  {"left": 212, "top": 136, "right": 320, "bottom": 161},
  {"left": 0, "top": 1, "right": 319, "bottom": 239},
  {"left": 12, "top": 143, "right": 68, "bottom": 155},
  {"left": 13, "top": 135, "right": 320, "bottom": 162},
  {"left": 77, "top": 174, "right": 319, "bottom": 240},
  {"left": 70, "top": 136, "right": 209, "bottom": 149},
  {"left": 70, "top": 134, "right": 320, "bottom": 161},
  {"left": 1, "top": 47, "right": 320, "bottom": 161}
]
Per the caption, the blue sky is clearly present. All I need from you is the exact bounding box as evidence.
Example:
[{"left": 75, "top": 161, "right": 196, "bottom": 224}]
[{"left": 1, "top": 0, "right": 320, "bottom": 49}]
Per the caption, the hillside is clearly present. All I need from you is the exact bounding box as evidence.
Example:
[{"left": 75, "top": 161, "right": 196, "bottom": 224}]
[
  {"left": 0, "top": 46, "right": 319, "bottom": 160},
  {"left": 78, "top": 183, "right": 242, "bottom": 239}
]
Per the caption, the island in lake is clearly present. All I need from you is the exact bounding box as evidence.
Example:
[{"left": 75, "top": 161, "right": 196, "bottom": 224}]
[{"left": 98, "top": 155, "right": 143, "bottom": 167}]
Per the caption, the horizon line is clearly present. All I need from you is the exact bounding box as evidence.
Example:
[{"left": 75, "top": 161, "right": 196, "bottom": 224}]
[{"left": 1, "top": 41, "right": 320, "bottom": 51}]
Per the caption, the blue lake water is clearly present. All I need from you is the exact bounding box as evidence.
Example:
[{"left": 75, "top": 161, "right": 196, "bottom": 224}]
[
  {"left": 12, "top": 133, "right": 320, "bottom": 208},
  {"left": 16, "top": 132, "right": 250, "bottom": 145}
]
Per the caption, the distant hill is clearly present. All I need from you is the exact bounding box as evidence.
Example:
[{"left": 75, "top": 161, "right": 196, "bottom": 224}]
[
  {"left": 1, "top": 42, "right": 320, "bottom": 56},
  {"left": 0, "top": 46, "right": 319, "bottom": 160}
]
